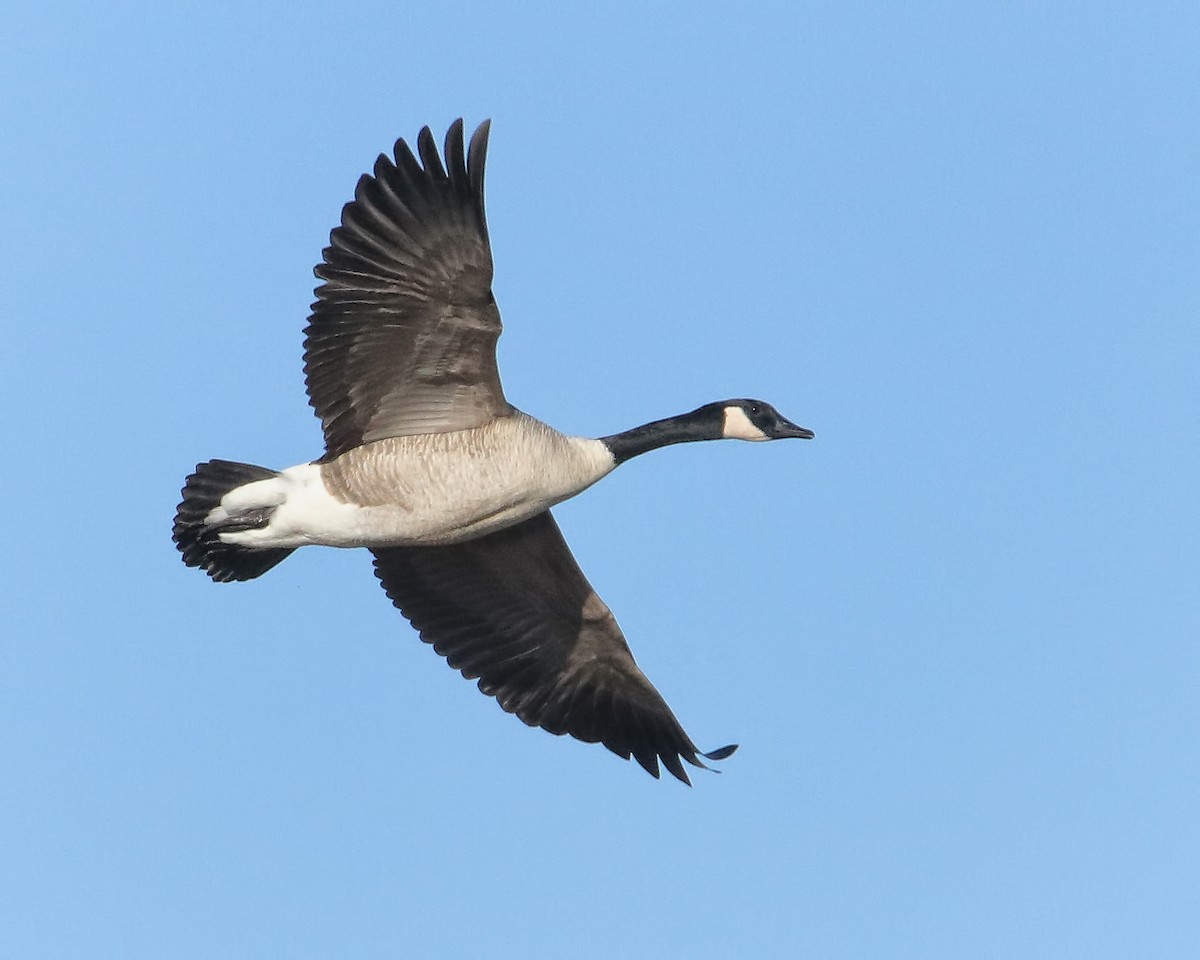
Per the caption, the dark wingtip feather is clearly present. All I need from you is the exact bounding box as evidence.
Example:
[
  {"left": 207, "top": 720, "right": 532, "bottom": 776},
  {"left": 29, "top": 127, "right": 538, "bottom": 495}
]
[
  {"left": 443, "top": 118, "right": 467, "bottom": 187},
  {"left": 392, "top": 134, "right": 423, "bottom": 181},
  {"left": 467, "top": 119, "right": 491, "bottom": 223},
  {"left": 661, "top": 751, "right": 692, "bottom": 786},
  {"left": 632, "top": 750, "right": 662, "bottom": 779},
  {"left": 416, "top": 125, "right": 446, "bottom": 179},
  {"left": 469, "top": 119, "right": 492, "bottom": 163},
  {"left": 703, "top": 743, "right": 739, "bottom": 762}
]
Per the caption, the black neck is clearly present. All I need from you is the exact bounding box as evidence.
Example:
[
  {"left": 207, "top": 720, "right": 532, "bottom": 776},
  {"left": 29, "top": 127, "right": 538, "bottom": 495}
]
[{"left": 600, "top": 404, "right": 724, "bottom": 466}]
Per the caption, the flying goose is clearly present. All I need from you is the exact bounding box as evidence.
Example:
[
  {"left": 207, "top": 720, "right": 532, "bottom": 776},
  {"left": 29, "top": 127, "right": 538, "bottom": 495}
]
[{"left": 173, "top": 119, "right": 814, "bottom": 784}]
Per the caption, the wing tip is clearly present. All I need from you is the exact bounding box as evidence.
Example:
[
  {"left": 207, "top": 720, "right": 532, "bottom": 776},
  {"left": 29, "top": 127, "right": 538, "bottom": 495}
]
[
  {"left": 623, "top": 742, "right": 739, "bottom": 786},
  {"left": 661, "top": 741, "right": 739, "bottom": 785},
  {"left": 467, "top": 119, "right": 491, "bottom": 218},
  {"left": 416, "top": 125, "right": 446, "bottom": 178},
  {"left": 702, "top": 743, "right": 739, "bottom": 762}
]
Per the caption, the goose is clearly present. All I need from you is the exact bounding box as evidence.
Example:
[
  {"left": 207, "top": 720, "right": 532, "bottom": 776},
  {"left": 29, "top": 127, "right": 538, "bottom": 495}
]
[{"left": 173, "top": 119, "right": 814, "bottom": 784}]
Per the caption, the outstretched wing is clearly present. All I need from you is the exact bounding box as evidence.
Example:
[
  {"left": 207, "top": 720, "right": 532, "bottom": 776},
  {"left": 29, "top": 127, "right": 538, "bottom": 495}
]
[
  {"left": 305, "top": 119, "right": 508, "bottom": 459},
  {"left": 370, "top": 511, "right": 736, "bottom": 784}
]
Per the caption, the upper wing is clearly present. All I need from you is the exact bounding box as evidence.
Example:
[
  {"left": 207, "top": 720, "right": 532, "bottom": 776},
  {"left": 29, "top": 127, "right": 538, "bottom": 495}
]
[
  {"left": 370, "top": 511, "right": 736, "bottom": 784},
  {"left": 304, "top": 119, "right": 508, "bottom": 459}
]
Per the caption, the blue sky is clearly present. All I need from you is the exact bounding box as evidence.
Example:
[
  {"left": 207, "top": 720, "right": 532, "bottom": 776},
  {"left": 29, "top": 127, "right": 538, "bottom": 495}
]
[{"left": 2, "top": 2, "right": 1197, "bottom": 957}]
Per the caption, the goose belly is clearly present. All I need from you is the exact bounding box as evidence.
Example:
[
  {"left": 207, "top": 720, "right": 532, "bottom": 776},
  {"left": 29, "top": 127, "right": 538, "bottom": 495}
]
[{"left": 216, "top": 417, "right": 615, "bottom": 550}]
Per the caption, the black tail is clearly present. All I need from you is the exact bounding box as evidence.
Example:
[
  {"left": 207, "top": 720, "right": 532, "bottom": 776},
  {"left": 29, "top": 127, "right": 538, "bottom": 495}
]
[{"left": 173, "top": 459, "right": 295, "bottom": 582}]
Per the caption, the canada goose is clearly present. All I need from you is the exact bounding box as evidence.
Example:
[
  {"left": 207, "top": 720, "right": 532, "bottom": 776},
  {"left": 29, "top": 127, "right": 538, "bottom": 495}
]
[{"left": 173, "top": 119, "right": 814, "bottom": 784}]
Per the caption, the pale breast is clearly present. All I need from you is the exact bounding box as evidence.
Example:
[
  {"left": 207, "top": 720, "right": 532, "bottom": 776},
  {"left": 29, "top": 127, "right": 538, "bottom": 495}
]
[{"left": 310, "top": 411, "right": 616, "bottom": 546}]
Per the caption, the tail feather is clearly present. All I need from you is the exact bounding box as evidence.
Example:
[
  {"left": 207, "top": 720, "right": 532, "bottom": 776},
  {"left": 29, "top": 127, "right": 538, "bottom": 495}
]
[{"left": 173, "top": 459, "right": 295, "bottom": 582}]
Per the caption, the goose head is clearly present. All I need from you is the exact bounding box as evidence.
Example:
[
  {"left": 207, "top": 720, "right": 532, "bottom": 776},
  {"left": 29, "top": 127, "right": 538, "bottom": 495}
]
[{"left": 714, "top": 399, "right": 815, "bottom": 442}]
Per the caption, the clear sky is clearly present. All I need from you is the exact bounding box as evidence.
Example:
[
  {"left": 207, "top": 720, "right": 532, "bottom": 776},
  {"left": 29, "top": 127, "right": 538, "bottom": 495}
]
[{"left": 2, "top": 2, "right": 1196, "bottom": 957}]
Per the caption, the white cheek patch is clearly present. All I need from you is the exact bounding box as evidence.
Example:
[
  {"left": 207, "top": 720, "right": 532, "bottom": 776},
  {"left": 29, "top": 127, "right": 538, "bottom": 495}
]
[{"left": 722, "top": 406, "right": 770, "bottom": 441}]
